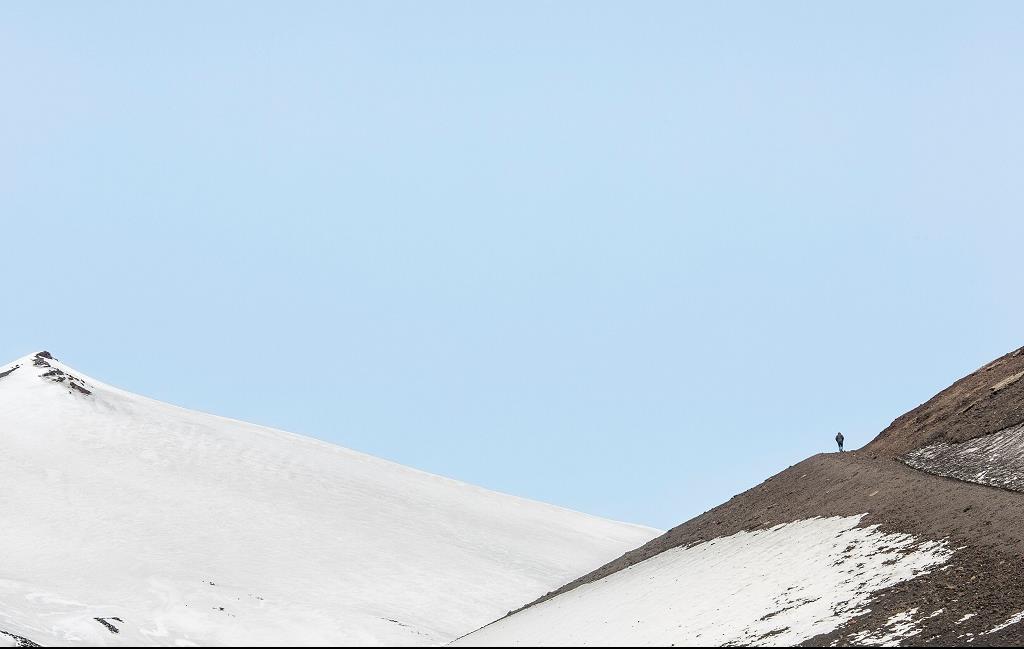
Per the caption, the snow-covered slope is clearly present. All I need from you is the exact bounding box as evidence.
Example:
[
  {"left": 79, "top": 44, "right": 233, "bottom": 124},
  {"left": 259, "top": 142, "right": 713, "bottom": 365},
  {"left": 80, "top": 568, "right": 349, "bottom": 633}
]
[
  {"left": 0, "top": 352, "right": 657, "bottom": 647},
  {"left": 453, "top": 516, "right": 952, "bottom": 647}
]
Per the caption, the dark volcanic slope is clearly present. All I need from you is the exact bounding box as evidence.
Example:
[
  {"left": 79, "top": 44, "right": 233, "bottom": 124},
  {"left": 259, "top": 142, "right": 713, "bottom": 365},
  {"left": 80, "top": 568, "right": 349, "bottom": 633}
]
[
  {"left": 498, "top": 345, "right": 1024, "bottom": 646},
  {"left": 866, "top": 346, "right": 1024, "bottom": 456}
]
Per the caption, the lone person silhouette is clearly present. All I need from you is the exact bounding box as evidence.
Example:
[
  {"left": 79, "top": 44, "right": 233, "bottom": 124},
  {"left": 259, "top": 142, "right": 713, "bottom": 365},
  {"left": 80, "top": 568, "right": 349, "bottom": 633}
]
[{"left": 835, "top": 431, "right": 845, "bottom": 452}]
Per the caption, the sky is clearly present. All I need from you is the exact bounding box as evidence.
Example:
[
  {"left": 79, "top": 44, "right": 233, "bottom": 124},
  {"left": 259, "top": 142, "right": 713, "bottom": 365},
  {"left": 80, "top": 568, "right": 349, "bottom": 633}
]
[{"left": 1, "top": 2, "right": 1022, "bottom": 529}]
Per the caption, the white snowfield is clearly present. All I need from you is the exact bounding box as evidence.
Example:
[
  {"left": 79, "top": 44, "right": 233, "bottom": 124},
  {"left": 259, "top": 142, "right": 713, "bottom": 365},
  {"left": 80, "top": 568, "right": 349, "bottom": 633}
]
[
  {"left": 453, "top": 515, "right": 953, "bottom": 647},
  {"left": 0, "top": 353, "right": 657, "bottom": 647}
]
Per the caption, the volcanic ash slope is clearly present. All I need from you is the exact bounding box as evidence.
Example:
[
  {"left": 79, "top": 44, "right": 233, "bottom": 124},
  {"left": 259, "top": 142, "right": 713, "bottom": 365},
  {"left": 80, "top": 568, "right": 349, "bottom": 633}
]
[
  {"left": 455, "top": 345, "right": 1024, "bottom": 647},
  {"left": 0, "top": 352, "right": 657, "bottom": 647}
]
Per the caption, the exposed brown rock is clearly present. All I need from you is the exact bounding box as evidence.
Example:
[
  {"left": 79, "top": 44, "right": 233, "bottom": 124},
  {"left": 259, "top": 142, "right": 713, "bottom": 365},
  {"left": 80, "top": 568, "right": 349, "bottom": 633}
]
[
  {"left": 866, "top": 345, "right": 1024, "bottom": 457},
  {"left": 499, "top": 344, "right": 1024, "bottom": 645}
]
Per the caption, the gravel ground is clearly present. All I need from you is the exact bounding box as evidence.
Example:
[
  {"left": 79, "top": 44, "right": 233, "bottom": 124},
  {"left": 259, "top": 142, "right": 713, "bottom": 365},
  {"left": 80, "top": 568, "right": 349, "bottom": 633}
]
[{"left": 497, "top": 345, "right": 1024, "bottom": 646}]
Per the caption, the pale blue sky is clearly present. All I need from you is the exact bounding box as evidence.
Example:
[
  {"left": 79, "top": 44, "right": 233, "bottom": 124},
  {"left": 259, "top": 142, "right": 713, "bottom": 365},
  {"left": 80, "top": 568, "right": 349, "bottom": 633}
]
[{"left": 2, "top": 2, "right": 1022, "bottom": 528}]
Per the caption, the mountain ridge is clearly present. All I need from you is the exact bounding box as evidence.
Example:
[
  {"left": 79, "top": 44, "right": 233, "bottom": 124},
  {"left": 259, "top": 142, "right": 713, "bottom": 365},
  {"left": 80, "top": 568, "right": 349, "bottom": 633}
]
[{"left": 455, "top": 344, "right": 1024, "bottom": 646}]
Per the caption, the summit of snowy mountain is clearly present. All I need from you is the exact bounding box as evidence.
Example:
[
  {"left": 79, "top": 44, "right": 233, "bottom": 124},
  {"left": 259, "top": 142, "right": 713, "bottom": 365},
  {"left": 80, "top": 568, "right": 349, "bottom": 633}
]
[
  {"left": 2, "top": 351, "right": 94, "bottom": 396},
  {"left": 0, "top": 352, "right": 657, "bottom": 647}
]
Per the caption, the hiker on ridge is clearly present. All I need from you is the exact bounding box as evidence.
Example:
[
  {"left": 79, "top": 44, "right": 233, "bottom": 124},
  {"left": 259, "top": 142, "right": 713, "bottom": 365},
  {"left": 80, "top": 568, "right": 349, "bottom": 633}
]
[{"left": 835, "top": 431, "right": 844, "bottom": 452}]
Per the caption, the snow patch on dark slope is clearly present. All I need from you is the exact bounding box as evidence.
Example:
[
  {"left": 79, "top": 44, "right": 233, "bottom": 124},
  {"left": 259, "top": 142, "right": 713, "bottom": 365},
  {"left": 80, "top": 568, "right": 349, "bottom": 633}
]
[
  {"left": 0, "top": 351, "right": 657, "bottom": 647},
  {"left": 902, "top": 421, "right": 1024, "bottom": 493},
  {"left": 456, "top": 345, "right": 1024, "bottom": 646},
  {"left": 453, "top": 516, "right": 953, "bottom": 646}
]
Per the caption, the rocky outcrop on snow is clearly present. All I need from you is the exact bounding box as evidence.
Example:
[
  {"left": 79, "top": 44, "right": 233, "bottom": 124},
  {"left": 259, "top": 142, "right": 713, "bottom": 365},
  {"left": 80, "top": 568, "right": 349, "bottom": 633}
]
[{"left": 27, "top": 351, "right": 93, "bottom": 395}]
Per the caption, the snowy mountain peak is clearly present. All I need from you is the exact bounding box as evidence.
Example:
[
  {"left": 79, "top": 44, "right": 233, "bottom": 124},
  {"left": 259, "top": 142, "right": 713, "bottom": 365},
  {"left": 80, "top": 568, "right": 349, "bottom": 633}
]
[{"left": 0, "top": 351, "right": 94, "bottom": 396}]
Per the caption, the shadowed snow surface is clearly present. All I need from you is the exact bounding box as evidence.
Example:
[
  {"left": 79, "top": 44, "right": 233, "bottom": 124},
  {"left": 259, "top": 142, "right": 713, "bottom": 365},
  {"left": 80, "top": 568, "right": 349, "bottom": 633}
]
[{"left": 902, "top": 421, "right": 1024, "bottom": 493}]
